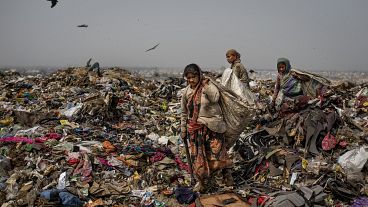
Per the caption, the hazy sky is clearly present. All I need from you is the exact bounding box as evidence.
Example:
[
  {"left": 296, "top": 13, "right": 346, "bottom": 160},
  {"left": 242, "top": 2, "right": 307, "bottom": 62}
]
[{"left": 0, "top": 0, "right": 368, "bottom": 71}]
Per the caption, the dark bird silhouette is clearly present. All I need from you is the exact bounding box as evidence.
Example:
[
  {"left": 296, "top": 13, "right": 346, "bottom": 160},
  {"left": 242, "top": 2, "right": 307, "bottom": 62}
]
[
  {"left": 47, "top": 0, "right": 58, "bottom": 8},
  {"left": 89, "top": 62, "right": 102, "bottom": 77},
  {"left": 89, "top": 62, "right": 100, "bottom": 71},
  {"left": 145, "top": 43, "right": 160, "bottom": 52},
  {"left": 86, "top": 58, "right": 92, "bottom": 67},
  {"left": 249, "top": 69, "right": 255, "bottom": 73},
  {"left": 77, "top": 24, "right": 88, "bottom": 28}
]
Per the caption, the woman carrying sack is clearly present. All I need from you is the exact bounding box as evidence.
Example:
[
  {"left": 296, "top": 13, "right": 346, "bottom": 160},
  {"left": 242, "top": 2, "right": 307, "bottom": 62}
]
[{"left": 180, "top": 63, "right": 234, "bottom": 192}]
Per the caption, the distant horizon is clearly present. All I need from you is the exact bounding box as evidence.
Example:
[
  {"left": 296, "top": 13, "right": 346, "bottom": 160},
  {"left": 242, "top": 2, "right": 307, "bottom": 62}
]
[{"left": 0, "top": 65, "right": 367, "bottom": 73}]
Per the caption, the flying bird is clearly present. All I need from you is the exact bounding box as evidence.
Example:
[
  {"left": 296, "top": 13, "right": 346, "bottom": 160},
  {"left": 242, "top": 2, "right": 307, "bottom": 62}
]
[
  {"left": 86, "top": 58, "right": 92, "bottom": 67},
  {"left": 47, "top": 0, "right": 58, "bottom": 8},
  {"left": 77, "top": 24, "right": 88, "bottom": 28},
  {"left": 145, "top": 43, "right": 160, "bottom": 52}
]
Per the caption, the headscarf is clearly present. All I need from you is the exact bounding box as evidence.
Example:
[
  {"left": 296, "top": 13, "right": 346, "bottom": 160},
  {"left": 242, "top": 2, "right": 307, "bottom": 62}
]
[
  {"left": 277, "top": 57, "right": 291, "bottom": 74},
  {"left": 184, "top": 64, "right": 207, "bottom": 134},
  {"left": 277, "top": 58, "right": 303, "bottom": 97}
]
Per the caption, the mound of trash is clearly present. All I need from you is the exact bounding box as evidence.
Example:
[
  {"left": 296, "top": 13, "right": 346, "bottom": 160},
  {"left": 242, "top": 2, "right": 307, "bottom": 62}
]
[{"left": 0, "top": 67, "right": 367, "bottom": 206}]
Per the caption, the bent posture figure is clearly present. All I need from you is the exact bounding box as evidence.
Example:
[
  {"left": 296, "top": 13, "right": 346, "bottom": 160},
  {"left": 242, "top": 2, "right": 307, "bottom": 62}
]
[{"left": 271, "top": 58, "right": 330, "bottom": 112}]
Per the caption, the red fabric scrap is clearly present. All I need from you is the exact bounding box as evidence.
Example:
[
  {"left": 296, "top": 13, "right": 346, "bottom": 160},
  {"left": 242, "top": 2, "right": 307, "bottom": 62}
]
[
  {"left": 339, "top": 140, "right": 348, "bottom": 148},
  {"left": 322, "top": 132, "right": 337, "bottom": 151},
  {"left": 150, "top": 152, "right": 166, "bottom": 163},
  {"left": 68, "top": 158, "right": 79, "bottom": 165},
  {"left": 0, "top": 133, "right": 62, "bottom": 144},
  {"left": 97, "top": 157, "right": 113, "bottom": 167},
  {"left": 174, "top": 155, "right": 190, "bottom": 173}
]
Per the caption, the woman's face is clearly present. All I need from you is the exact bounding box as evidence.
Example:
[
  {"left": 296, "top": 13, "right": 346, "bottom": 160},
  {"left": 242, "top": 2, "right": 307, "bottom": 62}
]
[
  {"left": 226, "top": 53, "right": 237, "bottom": 64},
  {"left": 185, "top": 72, "right": 200, "bottom": 88},
  {"left": 278, "top": 63, "right": 287, "bottom": 74}
]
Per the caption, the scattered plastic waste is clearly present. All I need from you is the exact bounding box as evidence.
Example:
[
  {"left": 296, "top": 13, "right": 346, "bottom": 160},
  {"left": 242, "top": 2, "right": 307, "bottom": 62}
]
[{"left": 0, "top": 67, "right": 367, "bottom": 206}]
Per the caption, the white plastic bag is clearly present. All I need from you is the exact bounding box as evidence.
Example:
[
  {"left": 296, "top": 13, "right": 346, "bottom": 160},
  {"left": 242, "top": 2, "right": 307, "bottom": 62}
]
[
  {"left": 221, "top": 68, "right": 255, "bottom": 104},
  {"left": 221, "top": 68, "right": 232, "bottom": 88},
  {"left": 61, "top": 103, "right": 83, "bottom": 118},
  {"left": 209, "top": 78, "right": 256, "bottom": 148},
  {"left": 338, "top": 146, "right": 368, "bottom": 173},
  {"left": 57, "top": 172, "right": 68, "bottom": 190}
]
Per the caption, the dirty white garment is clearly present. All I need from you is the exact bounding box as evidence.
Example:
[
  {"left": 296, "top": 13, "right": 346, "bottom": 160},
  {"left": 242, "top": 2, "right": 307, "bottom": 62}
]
[
  {"left": 180, "top": 81, "right": 226, "bottom": 135},
  {"left": 221, "top": 68, "right": 256, "bottom": 105}
]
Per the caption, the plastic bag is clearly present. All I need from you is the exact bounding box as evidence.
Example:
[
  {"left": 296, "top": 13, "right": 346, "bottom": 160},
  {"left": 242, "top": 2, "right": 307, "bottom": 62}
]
[
  {"left": 220, "top": 68, "right": 256, "bottom": 104},
  {"left": 338, "top": 146, "right": 368, "bottom": 173},
  {"left": 40, "top": 189, "right": 63, "bottom": 201},
  {"left": 61, "top": 103, "right": 83, "bottom": 118},
  {"left": 175, "top": 187, "right": 197, "bottom": 204},
  {"left": 59, "top": 192, "right": 84, "bottom": 207},
  {"left": 221, "top": 68, "right": 232, "bottom": 88},
  {"left": 57, "top": 172, "right": 67, "bottom": 190},
  {"left": 209, "top": 78, "right": 256, "bottom": 148}
]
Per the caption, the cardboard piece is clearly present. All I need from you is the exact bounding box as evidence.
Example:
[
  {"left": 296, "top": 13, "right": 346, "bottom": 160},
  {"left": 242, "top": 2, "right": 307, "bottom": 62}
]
[{"left": 197, "top": 193, "right": 250, "bottom": 207}]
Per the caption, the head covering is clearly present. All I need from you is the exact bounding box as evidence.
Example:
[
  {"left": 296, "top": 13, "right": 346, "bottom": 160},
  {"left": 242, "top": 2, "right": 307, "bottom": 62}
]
[
  {"left": 277, "top": 57, "right": 291, "bottom": 74},
  {"left": 183, "top": 63, "right": 203, "bottom": 83},
  {"left": 226, "top": 49, "right": 241, "bottom": 62}
]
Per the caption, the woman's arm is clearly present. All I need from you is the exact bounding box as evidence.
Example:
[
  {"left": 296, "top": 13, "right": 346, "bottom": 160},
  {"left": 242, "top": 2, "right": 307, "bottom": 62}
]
[{"left": 271, "top": 74, "right": 281, "bottom": 105}]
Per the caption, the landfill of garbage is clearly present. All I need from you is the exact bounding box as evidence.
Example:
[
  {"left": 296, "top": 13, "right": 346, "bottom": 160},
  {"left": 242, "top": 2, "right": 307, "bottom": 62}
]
[{"left": 0, "top": 67, "right": 367, "bottom": 207}]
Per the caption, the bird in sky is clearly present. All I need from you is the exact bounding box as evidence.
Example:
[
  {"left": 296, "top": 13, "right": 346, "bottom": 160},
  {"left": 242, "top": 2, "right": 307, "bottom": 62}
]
[
  {"left": 86, "top": 58, "right": 92, "bottom": 67},
  {"left": 77, "top": 24, "right": 88, "bottom": 28},
  {"left": 145, "top": 43, "right": 160, "bottom": 52},
  {"left": 47, "top": 0, "right": 58, "bottom": 8}
]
